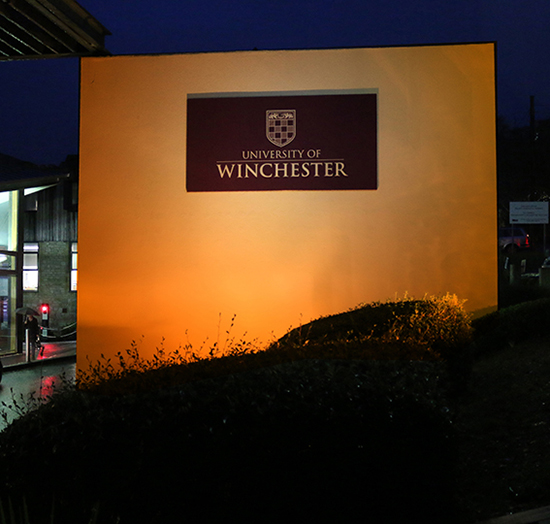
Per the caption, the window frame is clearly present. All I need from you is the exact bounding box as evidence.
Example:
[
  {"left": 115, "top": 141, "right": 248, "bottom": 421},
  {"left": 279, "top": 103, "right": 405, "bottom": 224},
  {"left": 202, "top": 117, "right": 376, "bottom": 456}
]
[
  {"left": 70, "top": 242, "right": 77, "bottom": 292},
  {"left": 23, "top": 243, "right": 39, "bottom": 292}
]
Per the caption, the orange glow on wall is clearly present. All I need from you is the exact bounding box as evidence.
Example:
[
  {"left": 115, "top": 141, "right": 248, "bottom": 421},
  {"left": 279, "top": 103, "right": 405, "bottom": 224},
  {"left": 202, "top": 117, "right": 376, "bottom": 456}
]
[{"left": 78, "top": 44, "right": 497, "bottom": 370}]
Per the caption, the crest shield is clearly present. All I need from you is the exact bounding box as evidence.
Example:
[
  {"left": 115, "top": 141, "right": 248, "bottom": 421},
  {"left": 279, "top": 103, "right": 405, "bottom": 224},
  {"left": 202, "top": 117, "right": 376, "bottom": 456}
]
[{"left": 266, "top": 109, "right": 296, "bottom": 147}]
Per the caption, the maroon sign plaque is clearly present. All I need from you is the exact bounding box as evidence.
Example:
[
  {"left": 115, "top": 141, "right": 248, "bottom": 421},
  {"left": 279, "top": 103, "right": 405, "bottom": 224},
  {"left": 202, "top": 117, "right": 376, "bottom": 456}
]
[{"left": 186, "top": 91, "right": 377, "bottom": 192}]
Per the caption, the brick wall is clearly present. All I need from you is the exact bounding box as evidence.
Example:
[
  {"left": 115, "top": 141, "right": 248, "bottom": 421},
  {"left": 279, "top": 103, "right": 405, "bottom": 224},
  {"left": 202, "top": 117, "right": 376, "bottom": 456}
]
[{"left": 23, "top": 241, "right": 76, "bottom": 332}]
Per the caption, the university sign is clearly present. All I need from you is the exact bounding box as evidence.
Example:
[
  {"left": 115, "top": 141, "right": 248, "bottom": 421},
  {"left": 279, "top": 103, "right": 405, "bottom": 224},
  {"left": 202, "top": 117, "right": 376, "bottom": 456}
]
[{"left": 186, "top": 91, "right": 378, "bottom": 192}]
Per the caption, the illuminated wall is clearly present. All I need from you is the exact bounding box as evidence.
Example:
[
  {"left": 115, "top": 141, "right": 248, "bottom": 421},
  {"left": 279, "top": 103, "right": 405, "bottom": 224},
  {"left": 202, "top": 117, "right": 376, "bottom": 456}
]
[{"left": 78, "top": 44, "right": 497, "bottom": 369}]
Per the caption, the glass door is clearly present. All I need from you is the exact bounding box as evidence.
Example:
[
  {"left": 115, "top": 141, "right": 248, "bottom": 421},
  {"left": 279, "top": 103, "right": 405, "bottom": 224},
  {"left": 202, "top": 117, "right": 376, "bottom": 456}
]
[
  {"left": 0, "top": 274, "right": 17, "bottom": 355},
  {"left": 0, "top": 190, "right": 19, "bottom": 355}
]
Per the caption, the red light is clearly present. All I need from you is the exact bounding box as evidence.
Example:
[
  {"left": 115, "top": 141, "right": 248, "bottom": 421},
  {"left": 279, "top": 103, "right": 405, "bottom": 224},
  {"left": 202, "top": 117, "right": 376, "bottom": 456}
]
[{"left": 41, "top": 304, "right": 49, "bottom": 314}]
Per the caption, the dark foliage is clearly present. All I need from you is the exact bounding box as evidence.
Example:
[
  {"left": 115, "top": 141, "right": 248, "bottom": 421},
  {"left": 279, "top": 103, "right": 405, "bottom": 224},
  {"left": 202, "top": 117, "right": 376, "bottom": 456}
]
[
  {"left": 0, "top": 295, "right": 472, "bottom": 523},
  {"left": 498, "top": 282, "right": 550, "bottom": 309},
  {"left": 273, "top": 294, "right": 471, "bottom": 360},
  {"left": 0, "top": 360, "right": 458, "bottom": 524},
  {"left": 472, "top": 297, "right": 550, "bottom": 355}
]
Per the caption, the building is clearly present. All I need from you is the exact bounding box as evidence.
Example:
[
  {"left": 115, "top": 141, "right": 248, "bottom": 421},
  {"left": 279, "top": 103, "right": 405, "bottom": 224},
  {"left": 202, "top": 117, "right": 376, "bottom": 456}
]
[
  {"left": 0, "top": 152, "right": 77, "bottom": 355},
  {"left": 0, "top": 0, "right": 109, "bottom": 355}
]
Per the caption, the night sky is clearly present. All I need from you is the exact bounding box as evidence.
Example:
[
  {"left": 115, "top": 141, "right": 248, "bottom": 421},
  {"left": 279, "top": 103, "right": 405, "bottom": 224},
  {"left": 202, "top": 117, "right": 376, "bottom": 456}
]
[{"left": 1, "top": 0, "right": 549, "bottom": 165}]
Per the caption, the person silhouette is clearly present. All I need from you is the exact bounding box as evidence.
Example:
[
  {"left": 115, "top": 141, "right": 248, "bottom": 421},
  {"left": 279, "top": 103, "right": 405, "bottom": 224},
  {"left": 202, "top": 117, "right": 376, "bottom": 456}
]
[{"left": 24, "top": 314, "right": 40, "bottom": 358}]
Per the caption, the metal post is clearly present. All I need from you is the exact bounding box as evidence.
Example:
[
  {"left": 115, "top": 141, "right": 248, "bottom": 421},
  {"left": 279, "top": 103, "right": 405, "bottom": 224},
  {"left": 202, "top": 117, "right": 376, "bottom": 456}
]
[{"left": 25, "top": 329, "right": 30, "bottom": 362}]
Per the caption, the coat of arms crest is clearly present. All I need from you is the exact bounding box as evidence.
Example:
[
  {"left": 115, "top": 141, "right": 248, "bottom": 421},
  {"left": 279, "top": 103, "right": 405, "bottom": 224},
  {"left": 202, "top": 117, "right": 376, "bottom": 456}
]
[{"left": 266, "top": 109, "right": 296, "bottom": 147}]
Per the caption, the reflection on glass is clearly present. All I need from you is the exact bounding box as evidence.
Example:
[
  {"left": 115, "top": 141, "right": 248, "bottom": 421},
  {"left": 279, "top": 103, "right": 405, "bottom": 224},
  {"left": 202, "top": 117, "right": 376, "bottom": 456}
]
[
  {"left": 0, "top": 192, "right": 17, "bottom": 251},
  {"left": 0, "top": 254, "right": 15, "bottom": 271}
]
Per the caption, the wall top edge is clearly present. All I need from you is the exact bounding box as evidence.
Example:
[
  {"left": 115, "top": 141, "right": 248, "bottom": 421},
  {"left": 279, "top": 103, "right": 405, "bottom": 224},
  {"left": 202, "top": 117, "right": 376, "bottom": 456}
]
[
  {"left": 80, "top": 41, "right": 496, "bottom": 61},
  {"left": 188, "top": 89, "right": 379, "bottom": 99}
]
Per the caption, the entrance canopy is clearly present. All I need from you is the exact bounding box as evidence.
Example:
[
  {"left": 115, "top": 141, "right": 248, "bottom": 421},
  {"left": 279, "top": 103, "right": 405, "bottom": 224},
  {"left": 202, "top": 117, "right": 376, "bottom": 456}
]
[
  {"left": 0, "top": 0, "right": 110, "bottom": 59},
  {"left": 0, "top": 153, "right": 71, "bottom": 191}
]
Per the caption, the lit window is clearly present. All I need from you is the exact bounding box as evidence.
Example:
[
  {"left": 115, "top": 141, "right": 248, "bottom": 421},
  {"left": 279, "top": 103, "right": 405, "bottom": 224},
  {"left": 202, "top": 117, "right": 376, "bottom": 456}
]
[
  {"left": 23, "top": 243, "right": 39, "bottom": 291},
  {"left": 71, "top": 242, "right": 77, "bottom": 291}
]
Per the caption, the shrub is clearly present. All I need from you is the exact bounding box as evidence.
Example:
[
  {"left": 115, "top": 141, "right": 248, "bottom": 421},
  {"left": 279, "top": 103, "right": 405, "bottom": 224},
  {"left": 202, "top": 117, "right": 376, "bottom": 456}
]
[
  {"left": 268, "top": 293, "right": 474, "bottom": 394},
  {"left": 73, "top": 294, "right": 473, "bottom": 397},
  {"left": 272, "top": 293, "right": 471, "bottom": 361},
  {"left": 268, "top": 293, "right": 474, "bottom": 399},
  {"left": 498, "top": 282, "right": 550, "bottom": 309},
  {"left": 0, "top": 295, "right": 471, "bottom": 522},
  {"left": 472, "top": 297, "right": 550, "bottom": 354},
  {"left": 0, "top": 359, "right": 458, "bottom": 524},
  {"left": 75, "top": 331, "right": 262, "bottom": 395}
]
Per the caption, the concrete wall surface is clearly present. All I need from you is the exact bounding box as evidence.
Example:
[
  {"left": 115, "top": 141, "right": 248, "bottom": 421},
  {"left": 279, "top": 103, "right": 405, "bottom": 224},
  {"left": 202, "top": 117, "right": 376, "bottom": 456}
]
[{"left": 78, "top": 44, "right": 497, "bottom": 369}]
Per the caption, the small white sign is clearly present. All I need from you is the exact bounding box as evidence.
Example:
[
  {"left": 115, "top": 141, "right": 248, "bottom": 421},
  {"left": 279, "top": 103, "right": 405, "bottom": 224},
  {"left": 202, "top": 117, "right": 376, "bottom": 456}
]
[{"left": 510, "top": 201, "right": 549, "bottom": 224}]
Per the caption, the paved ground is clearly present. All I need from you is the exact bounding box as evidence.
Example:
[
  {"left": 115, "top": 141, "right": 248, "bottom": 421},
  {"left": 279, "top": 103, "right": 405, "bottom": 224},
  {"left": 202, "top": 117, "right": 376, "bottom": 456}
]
[
  {"left": 1, "top": 340, "right": 76, "bottom": 368},
  {"left": 478, "top": 505, "right": 550, "bottom": 523},
  {"left": 0, "top": 341, "right": 76, "bottom": 431}
]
